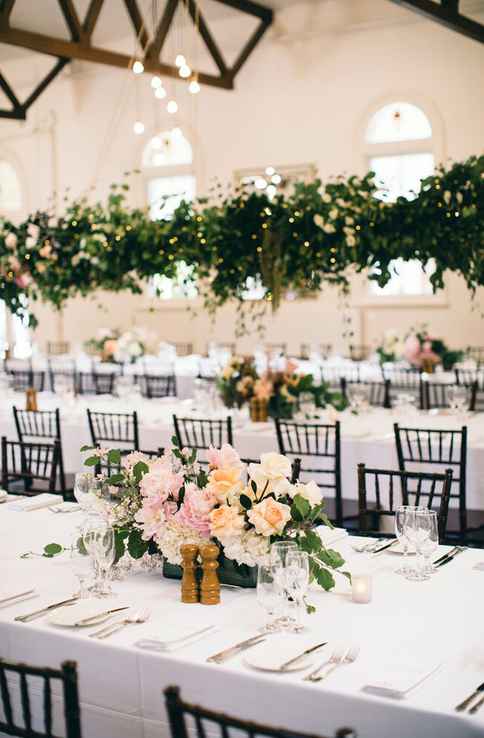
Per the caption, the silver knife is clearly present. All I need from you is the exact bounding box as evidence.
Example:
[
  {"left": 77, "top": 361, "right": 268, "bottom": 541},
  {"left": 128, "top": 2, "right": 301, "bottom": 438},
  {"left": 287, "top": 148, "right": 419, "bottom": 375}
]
[
  {"left": 435, "top": 547, "right": 465, "bottom": 568},
  {"left": 372, "top": 539, "right": 398, "bottom": 556},
  {"left": 14, "top": 596, "right": 79, "bottom": 623},
  {"left": 73, "top": 606, "right": 129, "bottom": 627},
  {"left": 0, "top": 589, "right": 35, "bottom": 606},
  {"left": 433, "top": 547, "right": 459, "bottom": 567},
  {"left": 207, "top": 635, "right": 266, "bottom": 663},
  {"left": 278, "top": 641, "right": 327, "bottom": 672}
]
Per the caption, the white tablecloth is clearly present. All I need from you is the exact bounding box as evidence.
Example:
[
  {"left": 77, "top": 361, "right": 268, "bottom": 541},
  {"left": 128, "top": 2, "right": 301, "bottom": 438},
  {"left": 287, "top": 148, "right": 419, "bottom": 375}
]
[
  {"left": 1, "top": 396, "right": 484, "bottom": 511},
  {"left": 1, "top": 507, "right": 484, "bottom": 738}
]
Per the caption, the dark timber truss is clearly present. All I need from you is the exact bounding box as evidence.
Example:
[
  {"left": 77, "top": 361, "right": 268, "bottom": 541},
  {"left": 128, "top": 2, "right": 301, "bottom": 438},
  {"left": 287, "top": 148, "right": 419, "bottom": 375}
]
[
  {"left": 0, "top": 0, "right": 273, "bottom": 120},
  {"left": 389, "top": 0, "right": 484, "bottom": 45}
]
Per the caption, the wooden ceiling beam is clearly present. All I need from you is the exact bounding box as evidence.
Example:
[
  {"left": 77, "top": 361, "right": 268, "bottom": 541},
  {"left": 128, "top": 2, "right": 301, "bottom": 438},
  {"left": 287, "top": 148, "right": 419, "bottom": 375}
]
[
  {"left": 185, "top": 0, "right": 228, "bottom": 76},
  {"left": 145, "top": 0, "right": 178, "bottom": 61},
  {"left": 57, "top": 0, "right": 83, "bottom": 42},
  {"left": 211, "top": 0, "right": 272, "bottom": 23},
  {"left": 0, "top": 0, "right": 16, "bottom": 25},
  {"left": 22, "top": 56, "right": 69, "bottom": 110},
  {"left": 123, "top": 0, "right": 149, "bottom": 50},
  {"left": 0, "top": 26, "right": 233, "bottom": 88},
  {"left": 231, "top": 16, "right": 271, "bottom": 77},
  {"left": 82, "top": 0, "right": 105, "bottom": 40},
  {"left": 389, "top": 0, "right": 484, "bottom": 45},
  {"left": 0, "top": 69, "right": 20, "bottom": 107}
]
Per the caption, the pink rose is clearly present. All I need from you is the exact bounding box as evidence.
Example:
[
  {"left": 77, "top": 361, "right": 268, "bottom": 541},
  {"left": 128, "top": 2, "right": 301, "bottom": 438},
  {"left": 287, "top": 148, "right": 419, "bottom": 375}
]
[
  {"left": 139, "top": 467, "right": 184, "bottom": 501},
  {"left": 135, "top": 496, "right": 165, "bottom": 540},
  {"left": 174, "top": 483, "right": 215, "bottom": 537},
  {"left": 285, "top": 359, "right": 298, "bottom": 374},
  {"left": 163, "top": 500, "right": 178, "bottom": 519},
  {"left": 207, "top": 444, "right": 242, "bottom": 470},
  {"left": 15, "top": 272, "right": 32, "bottom": 288},
  {"left": 403, "top": 335, "right": 422, "bottom": 366}
]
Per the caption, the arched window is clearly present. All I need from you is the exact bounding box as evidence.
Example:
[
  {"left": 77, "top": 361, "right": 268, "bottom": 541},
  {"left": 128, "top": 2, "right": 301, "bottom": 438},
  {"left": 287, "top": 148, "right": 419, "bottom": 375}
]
[
  {"left": 0, "top": 160, "right": 22, "bottom": 214},
  {"left": 143, "top": 128, "right": 197, "bottom": 299},
  {"left": 365, "top": 101, "right": 436, "bottom": 297}
]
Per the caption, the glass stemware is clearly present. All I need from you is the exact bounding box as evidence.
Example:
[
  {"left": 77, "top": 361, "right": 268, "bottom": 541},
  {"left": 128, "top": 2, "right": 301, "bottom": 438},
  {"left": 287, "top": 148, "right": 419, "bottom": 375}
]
[
  {"left": 394, "top": 505, "right": 418, "bottom": 576},
  {"left": 256, "top": 565, "right": 283, "bottom": 632},
  {"left": 284, "top": 550, "right": 310, "bottom": 632},
  {"left": 69, "top": 533, "right": 94, "bottom": 599},
  {"left": 447, "top": 385, "right": 468, "bottom": 416},
  {"left": 83, "top": 520, "right": 116, "bottom": 597},
  {"left": 270, "top": 540, "right": 298, "bottom": 568},
  {"left": 405, "top": 509, "right": 439, "bottom": 581}
]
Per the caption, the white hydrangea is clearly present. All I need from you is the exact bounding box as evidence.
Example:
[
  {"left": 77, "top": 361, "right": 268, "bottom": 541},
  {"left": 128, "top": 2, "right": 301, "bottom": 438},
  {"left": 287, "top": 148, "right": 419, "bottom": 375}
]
[
  {"left": 155, "top": 521, "right": 208, "bottom": 565},
  {"left": 221, "top": 529, "right": 271, "bottom": 568}
]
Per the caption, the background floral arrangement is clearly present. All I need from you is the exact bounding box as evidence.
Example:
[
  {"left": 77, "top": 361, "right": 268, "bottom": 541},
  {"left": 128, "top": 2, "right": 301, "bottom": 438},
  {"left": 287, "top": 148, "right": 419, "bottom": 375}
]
[
  {"left": 84, "top": 327, "right": 147, "bottom": 363},
  {"left": 82, "top": 438, "right": 348, "bottom": 592},
  {"left": 217, "top": 356, "right": 345, "bottom": 418},
  {"left": 403, "top": 324, "right": 464, "bottom": 371},
  {"left": 0, "top": 155, "right": 482, "bottom": 334},
  {"left": 375, "top": 329, "right": 404, "bottom": 365}
]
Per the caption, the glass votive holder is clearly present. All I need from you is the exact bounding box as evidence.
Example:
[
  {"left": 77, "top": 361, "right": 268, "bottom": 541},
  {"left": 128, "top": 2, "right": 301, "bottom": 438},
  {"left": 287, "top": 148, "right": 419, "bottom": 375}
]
[{"left": 352, "top": 573, "right": 372, "bottom": 604}]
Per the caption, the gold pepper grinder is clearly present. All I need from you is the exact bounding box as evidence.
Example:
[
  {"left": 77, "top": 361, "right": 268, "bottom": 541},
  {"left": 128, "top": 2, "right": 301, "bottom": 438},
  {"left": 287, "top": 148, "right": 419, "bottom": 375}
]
[
  {"left": 180, "top": 544, "right": 199, "bottom": 603},
  {"left": 26, "top": 388, "right": 38, "bottom": 411},
  {"left": 200, "top": 543, "right": 220, "bottom": 605}
]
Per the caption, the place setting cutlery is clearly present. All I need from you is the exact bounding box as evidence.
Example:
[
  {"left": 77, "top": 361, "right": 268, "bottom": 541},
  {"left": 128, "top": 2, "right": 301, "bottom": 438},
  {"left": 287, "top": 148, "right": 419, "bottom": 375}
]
[
  {"left": 14, "top": 595, "right": 80, "bottom": 623},
  {"left": 89, "top": 608, "right": 150, "bottom": 639},
  {"left": 0, "top": 589, "right": 37, "bottom": 609},
  {"left": 433, "top": 546, "right": 466, "bottom": 569},
  {"left": 206, "top": 634, "right": 267, "bottom": 664},
  {"left": 48, "top": 605, "right": 130, "bottom": 629},
  {"left": 351, "top": 539, "right": 394, "bottom": 555},
  {"left": 304, "top": 644, "right": 360, "bottom": 683},
  {"left": 455, "top": 682, "right": 484, "bottom": 715},
  {"left": 243, "top": 641, "right": 328, "bottom": 674}
]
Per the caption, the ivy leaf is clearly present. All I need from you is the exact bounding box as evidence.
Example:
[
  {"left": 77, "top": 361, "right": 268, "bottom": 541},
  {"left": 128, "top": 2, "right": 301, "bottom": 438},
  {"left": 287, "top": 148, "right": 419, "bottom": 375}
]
[
  {"left": 133, "top": 461, "right": 149, "bottom": 482},
  {"left": 251, "top": 480, "right": 257, "bottom": 495},
  {"left": 107, "top": 473, "right": 124, "bottom": 485},
  {"left": 43, "top": 543, "right": 63, "bottom": 558},
  {"left": 107, "top": 449, "right": 121, "bottom": 465},
  {"left": 318, "top": 547, "right": 345, "bottom": 569},
  {"left": 313, "top": 565, "right": 335, "bottom": 591},
  {"left": 84, "top": 456, "right": 98, "bottom": 466},
  {"left": 239, "top": 494, "right": 253, "bottom": 511},
  {"left": 292, "top": 494, "right": 311, "bottom": 520},
  {"left": 80, "top": 445, "right": 93, "bottom": 452},
  {"left": 171, "top": 435, "right": 180, "bottom": 448},
  {"left": 127, "top": 529, "right": 149, "bottom": 559}
]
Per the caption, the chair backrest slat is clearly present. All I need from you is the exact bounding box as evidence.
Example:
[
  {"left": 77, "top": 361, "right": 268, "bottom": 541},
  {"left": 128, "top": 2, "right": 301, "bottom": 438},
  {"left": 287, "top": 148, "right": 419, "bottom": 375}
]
[{"left": 173, "top": 416, "right": 233, "bottom": 465}]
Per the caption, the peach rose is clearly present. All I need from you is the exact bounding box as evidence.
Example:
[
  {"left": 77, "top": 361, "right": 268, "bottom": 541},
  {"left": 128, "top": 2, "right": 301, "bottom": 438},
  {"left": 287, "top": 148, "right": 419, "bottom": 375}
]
[
  {"left": 207, "top": 466, "right": 243, "bottom": 503},
  {"left": 209, "top": 505, "right": 245, "bottom": 539},
  {"left": 104, "top": 339, "right": 118, "bottom": 356},
  {"left": 247, "top": 497, "right": 291, "bottom": 537}
]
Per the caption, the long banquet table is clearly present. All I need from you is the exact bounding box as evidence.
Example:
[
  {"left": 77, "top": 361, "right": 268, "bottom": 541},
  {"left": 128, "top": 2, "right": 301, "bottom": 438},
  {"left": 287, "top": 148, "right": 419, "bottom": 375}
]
[
  {"left": 2, "top": 393, "right": 484, "bottom": 510},
  {"left": 1, "top": 506, "right": 484, "bottom": 738}
]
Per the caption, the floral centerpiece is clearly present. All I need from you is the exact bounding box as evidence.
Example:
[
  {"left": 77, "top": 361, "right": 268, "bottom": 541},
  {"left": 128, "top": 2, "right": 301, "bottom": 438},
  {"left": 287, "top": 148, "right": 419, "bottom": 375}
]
[
  {"left": 84, "top": 328, "right": 147, "bottom": 363},
  {"left": 82, "top": 439, "right": 349, "bottom": 592},
  {"left": 218, "top": 356, "right": 345, "bottom": 419},
  {"left": 403, "top": 325, "right": 464, "bottom": 371},
  {"left": 375, "top": 329, "right": 404, "bottom": 365},
  {"left": 216, "top": 356, "right": 258, "bottom": 409}
]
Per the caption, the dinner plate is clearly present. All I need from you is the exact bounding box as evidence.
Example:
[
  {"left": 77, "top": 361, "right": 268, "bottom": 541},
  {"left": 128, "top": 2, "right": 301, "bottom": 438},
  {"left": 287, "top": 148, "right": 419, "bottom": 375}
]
[
  {"left": 48, "top": 600, "right": 127, "bottom": 628},
  {"left": 243, "top": 641, "right": 315, "bottom": 673}
]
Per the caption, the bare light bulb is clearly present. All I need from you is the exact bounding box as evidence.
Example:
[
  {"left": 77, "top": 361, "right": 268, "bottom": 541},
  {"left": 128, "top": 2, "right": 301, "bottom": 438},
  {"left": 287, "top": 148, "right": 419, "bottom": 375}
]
[
  {"left": 132, "top": 60, "right": 144, "bottom": 75},
  {"left": 188, "top": 79, "right": 200, "bottom": 94},
  {"left": 175, "top": 54, "right": 186, "bottom": 68},
  {"left": 167, "top": 99, "right": 178, "bottom": 114},
  {"left": 151, "top": 75, "right": 162, "bottom": 89},
  {"left": 179, "top": 64, "right": 191, "bottom": 78},
  {"left": 155, "top": 86, "right": 167, "bottom": 99},
  {"left": 271, "top": 174, "right": 282, "bottom": 184},
  {"left": 265, "top": 166, "right": 275, "bottom": 176},
  {"left": 133, "top": 120, "right": 145, "bottom": 135}
]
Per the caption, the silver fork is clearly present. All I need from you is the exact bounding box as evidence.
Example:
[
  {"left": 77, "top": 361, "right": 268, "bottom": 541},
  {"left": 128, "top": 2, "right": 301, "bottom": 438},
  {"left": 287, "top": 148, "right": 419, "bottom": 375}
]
[
  {"left": 303, "top": 645, "right": 346, "bottom": 682},
  {"left": 304, "top": 644, "right": 359, "bottom": 683},
  {"left": 89, "top": 609, "right": 150, "bottom": 639}
]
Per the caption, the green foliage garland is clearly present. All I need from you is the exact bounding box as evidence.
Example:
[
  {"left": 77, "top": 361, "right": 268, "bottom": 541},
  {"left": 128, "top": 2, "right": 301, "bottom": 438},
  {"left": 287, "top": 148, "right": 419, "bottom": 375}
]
[{"left": 0, "top": 156, "right": 482, "bottom": 330}]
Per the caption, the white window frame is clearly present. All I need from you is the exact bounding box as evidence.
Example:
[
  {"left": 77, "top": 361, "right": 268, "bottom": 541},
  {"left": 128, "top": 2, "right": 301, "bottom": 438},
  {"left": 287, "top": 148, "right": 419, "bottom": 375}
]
[{"left": 357, "top": 95, "right": 448, "bottom": 308}]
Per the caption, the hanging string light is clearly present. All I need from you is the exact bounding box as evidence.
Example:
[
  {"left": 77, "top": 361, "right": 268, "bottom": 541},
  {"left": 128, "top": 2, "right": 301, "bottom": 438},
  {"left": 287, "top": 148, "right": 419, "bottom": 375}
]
[
  {"left": 132, "top": 60, "right": 144, "bottom": 74},
  {"left": 188, "top": 79, "right": 200, "bottom": 94},
  {"left": 167, "top": 99, "right": 178, "bottom": 114}
]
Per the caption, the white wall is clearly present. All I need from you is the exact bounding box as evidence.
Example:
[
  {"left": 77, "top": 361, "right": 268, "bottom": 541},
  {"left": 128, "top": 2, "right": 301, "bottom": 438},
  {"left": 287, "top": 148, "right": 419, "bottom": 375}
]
[{"left": 0, "top": 0, "right": 483, "bottom": 355}]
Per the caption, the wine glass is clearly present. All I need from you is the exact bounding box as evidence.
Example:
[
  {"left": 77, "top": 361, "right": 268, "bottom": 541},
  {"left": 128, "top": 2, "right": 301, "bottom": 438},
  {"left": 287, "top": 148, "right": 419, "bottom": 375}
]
[
  {"left": 256, "top": 565, "right": 283, "bottom": 632},
  {"left": 447, "top": 386, "right": 468, "bottom": 416},
  {"left": 270, "top": 540, "right": 298, "bottom": 568},
  {"left": 83, "top": 520, "right": 116, "bottom": 597},
  {"left": 69, "top": 532, "right": 93, "bottom": 599},
  {"left": 347, "top": 385, "right": 369, "bottom": 414},
  {"left": 405, "top": 509, "right": 438, "bottom": 581},
  {"left": 394, "top": 505, "right": 418, "bottom": 576},
  {"left": 284, "top": 550, "right": 310, "bottom": 632}
]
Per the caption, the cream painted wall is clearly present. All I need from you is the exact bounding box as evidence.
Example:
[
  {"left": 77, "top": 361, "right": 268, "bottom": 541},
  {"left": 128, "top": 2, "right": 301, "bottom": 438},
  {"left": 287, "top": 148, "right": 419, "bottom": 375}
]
[{"left": 0, "top": 0, "right": 483, "bottom": 354}]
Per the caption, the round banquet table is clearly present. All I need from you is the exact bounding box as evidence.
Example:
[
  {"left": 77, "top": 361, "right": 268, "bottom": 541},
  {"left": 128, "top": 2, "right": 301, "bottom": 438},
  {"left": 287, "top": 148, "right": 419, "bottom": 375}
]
[
  {"left": 0, "top": 506, "right": 484, "bottom": 738},
  {"left": 1, "top": 393, "right": 484, "bottom": 511}
]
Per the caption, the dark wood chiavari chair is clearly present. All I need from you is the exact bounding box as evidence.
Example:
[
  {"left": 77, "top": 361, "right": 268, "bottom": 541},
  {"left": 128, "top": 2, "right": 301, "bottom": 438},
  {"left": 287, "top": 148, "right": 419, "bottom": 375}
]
[
  {"left": 422, "top": 381, "right": 455, "bottom": 410},
  {"left": 321, "top": 365, "right": 360, "bottom": 389},
  {"left": 393, "top": 422, "right": 470, "bottom": 537},
  {"left": 164, "top": 686, "right": 354, "bottom": 738},
  {"left": 13, "top": 407, "right": 70, "bottom": 495},
  {"left": 0, "top": 658, "right": 81, "bottom": 738},
  {"left": 87, "top": 409, "right": 140, "bottom": 450},
  {"left": 1, "top": 436, "right": 62, "bottom": 498},
  {"left": 300, "top": 343, "right": 332, "bottom": 360},
  {"left": 381, "top": 367, "right": 424, "bottom": 409},
  {"left": 76, "top": 371, "right": 116, "bottom": 395},
  {"left": 173, "top": 416, "right": 233, "bottom": 465},
  {"left": 48, "top": 358, "right": 77, "bottom": 393},
  {"left": 357, "top": 463, "right": 452, "bottom": 542},
  {"left": 341, "top": 378, "right": 390, "bottom": 408},
  {"left": 139, "top": 374, "right": 177, "bottom": 398},
  {"left": 455, "top": 368, "right": 484, "bottom": 387},
  {"left": 97, "top": 447, "right": 164, "bottom": 477},
  {"left": 9, "top": 370, "right": 46, "bottom": 392},
  {"left": 46, "top": 340, "right": 71, "bottom": 356},
  {"left": 470, "top": 380, "right": 484, "bottom": 412},
  {"left": 274, "top": 419, "right": 343, "bottom": 525}
]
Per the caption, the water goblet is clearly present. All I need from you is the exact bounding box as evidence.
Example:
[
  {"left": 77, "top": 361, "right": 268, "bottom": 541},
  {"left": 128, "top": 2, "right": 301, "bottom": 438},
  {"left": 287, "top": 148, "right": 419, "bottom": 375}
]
[
  {"left": 284, "top": 550, "right": 310, "bottom": 632},
  {"left": 69, "top": 533, "right": 94, "bottom": 598},
  {"left": 83, "top": 520, "right": 116, "bottom": 597},
  {"left": 256, "top": 565, "right": 283, "bottom": 632},
  {"left": 270, "top": 540, "right": 298, "bottom": 568},
  {"left": 394, "top": 505, "right": 418, "bottom": 576},
  {"left": 405, "top": 510, "right": 438, "bottom": 581}
]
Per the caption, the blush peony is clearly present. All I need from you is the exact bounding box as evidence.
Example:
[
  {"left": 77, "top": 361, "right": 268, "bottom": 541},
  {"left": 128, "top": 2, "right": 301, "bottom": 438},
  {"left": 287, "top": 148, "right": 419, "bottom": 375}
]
[{"left": 209, "top": 505, "right": 245, "bottom": 540}]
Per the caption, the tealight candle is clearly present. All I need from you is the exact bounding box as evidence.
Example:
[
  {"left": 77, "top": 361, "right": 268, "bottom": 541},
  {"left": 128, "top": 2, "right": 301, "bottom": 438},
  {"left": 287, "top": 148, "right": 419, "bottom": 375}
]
[{"left": 352, "top": 573, "right": 372, "bottom": 604}]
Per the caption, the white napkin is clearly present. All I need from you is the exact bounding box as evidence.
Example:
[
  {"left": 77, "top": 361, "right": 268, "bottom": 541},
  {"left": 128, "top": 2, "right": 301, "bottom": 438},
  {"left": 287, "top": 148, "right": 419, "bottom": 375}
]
[
  {"left": 362, "top": 662, "right": 441, "bottom": 699},
  {"left": 317, "top": 526, "right": 348, "bottom": 547},
  {"left": 136, "top": 624, "right": 218, "bottom": 653},
  {"left": 0, "top": 488, "right": 8, "bottom": 502},
  {"left": 9, "top": 493, "right": 60, "bottom": 512},
  {"left": 49, "top": 501, "right": 81, "bottom": 513}
]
